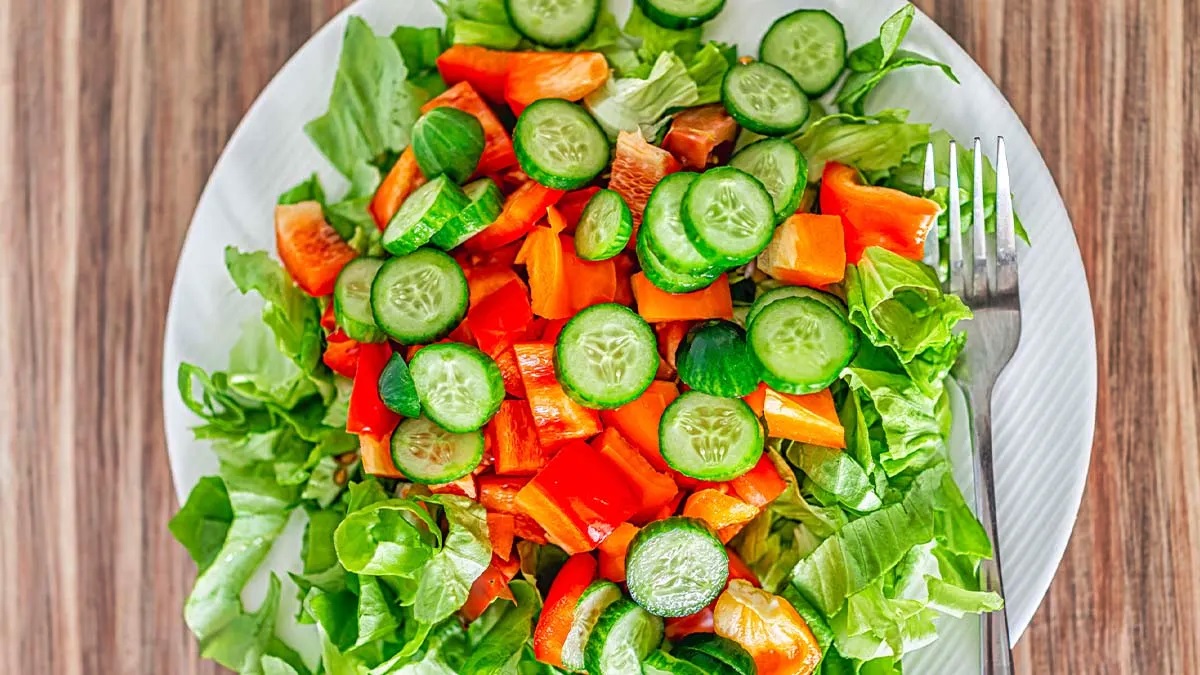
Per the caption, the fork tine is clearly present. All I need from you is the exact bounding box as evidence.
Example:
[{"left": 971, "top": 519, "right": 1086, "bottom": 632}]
[
  {"left": 946, "top": 142, "right": 967, "bottom": 295},
  {"left": 994, "top": 137, "right": 1018, "bottom": 295},
  {"left": 971, "top": 138, "right": 989, "bottom": 298},
  {"left": 922, "top": 143, "right": 940, "bottom": 269}
]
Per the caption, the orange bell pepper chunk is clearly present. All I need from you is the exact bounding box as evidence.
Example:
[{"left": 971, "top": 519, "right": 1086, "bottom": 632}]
[
  {"left": 515, "top": 480, "right": 594, "bottom": 554},
  {"left": 598, "top": 522, "right": 640, "bottom": 583},
  {"left": 743, "top": 383, "right": 767, "bottom": 417},
  {"left": 370, "top": 148, "right": 427, "bottom": 228},
  {"left": 663, "top": 104, "right": 739, "bottom": 170},
  {"left": 436, "top": 45, "right": 513, "bottom": 104},
  {"left": 274, "top": 202, "right": 358, "bottom": 297},
  {"left": 505, "top": 52, "right": 610, "bottom": 114},
  {"left": 490, "top": 399, "right": 548, "bottom": 475},
  {"left": 612, "top": 252, "right": 637, "bottom": 306},
  {"left": 487, "top": 512, "right": 516, "bottom": 561},
  {"left": 533, "top": 554, "right": 598, "bottom": 667},
  {"left": 422, "top": 81, "right": 517, "bottom": 176},
  {"left": 358, "top": 432, "right": 403, "bottom": 479},
  {"left": 609, "top": 130, "right": 681, "bottom": 228},
  {"left": 819, "top": 162, "right": 940, "bottom": 263},
  {"left": 763, "top": 387, "right": 845, "bottom": 448},
  {"left": 729, "top": 454, "right": 789, "bottom": 509},
  {"left": 757, "top": 213, "right": 847, "bottom": 288},
  {"left": 600, "top": 380, "right": 679, "bottom": 471},
  {"left": 466, "top": 181, "right": 565, "bottom": 251},
  {"left": 632, "top": 273, "right": 734, "bottom": 323},
  {"left": 714, "top": 580, "right": 822, "bottom": 675},
  {"left": 465, "top": 264, "right": 528, "bottom": 309},
  {"left": 429, "top": 473, "right": 478, "bottom": 499},
  {"left": 683, "top": 489, "right": 761, "bottom": 544},
  {"left": 516, "top": 227, "right": 574, "bottom": 319},
  {"left": 461, "top": 554, "right": 521, "bottom": 621},
  {"left": 561, "top": 236, "right": 618, "bottom": 312},
  {"left": 513, "top": 343, "right": 602, "bottom": 448},
  {"left": 593, "top": 428, "right": 679, "bottom": 523}
]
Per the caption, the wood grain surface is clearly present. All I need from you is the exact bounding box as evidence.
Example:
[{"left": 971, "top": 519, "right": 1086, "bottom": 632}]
[{"left": 0, "top": 0, "right": 1196, "bottom": 673}]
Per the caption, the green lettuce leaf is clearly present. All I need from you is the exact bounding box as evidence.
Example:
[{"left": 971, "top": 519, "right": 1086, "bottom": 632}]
[
  {"left": 794, "top": 109, "right": 930, "bottom": 177},
  {"left": 842, "top": 367, "right": 945, "bottom": 476},
  {"left": 926, "top": 577, "right": 1003, "bottom": 617},
  {"left": 787, "top": 442, "right": 882, "bottom": 512},
  {"left": 225, "top": 248, "right": 325, "bottom": 377},
  {"left": 227, "top": 318, "right": 322, "bottom": 410},
  {"left": 837, "top": 50, "right": 958, "bottom": 116},
  {"left": 391, "top": 26, "right": 447, "bottom": 98},
  {"left": 279, "top": 174, "right": 326, "bottom": 205},
  {"left": 462, "top": 580, "right": 542, "bottom": 673},
  {"left": 170, "top": 476, "right": 234, "bottom": 573},
  {"left": 306, "top": 17, "right": 423, "bottom": 178},
  {"left": 575, "top": 10, "right": 641, "bottom": 74},
  {"left": 847, "top": 5, "right": 915, "bottom": 73},
  {"left": 441, "top": 0, "right": 523, "bottom": 49},
  {"left": 623, "top": 3, "right": 703, "bottom": 67},
  {"left": 584, "top": 51, "right": 699, "bottom": 139},
  {"left": 334, "top": 499, "right": 438, "bottom": 576},
  {"left": 412, "top": 495, "right": 491, "bottom": 624},
  {"left": 685, "top": 41, "right": 735, "bottom": 105}
]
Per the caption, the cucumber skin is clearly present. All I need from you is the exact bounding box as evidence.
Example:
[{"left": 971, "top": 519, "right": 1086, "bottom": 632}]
[
  {"left": 408, "top": 343, "right": 505, "bottom": 433},
  {"left": 333, "top": 258, "right": 388, "bottom": 343},
  {"left": 514, "top": 99, "right": 610, "bottom": 190},
  {"left": 747, "top": 286, "right": 847, "bottom": 326},
  {"left": 721, "top": 62, "right": 810, "bottom": 136},
  {"left": 583, "top": 599, "right": 665, "bottom": 675},
  {"left": 561, "top": 580, "right": 624, "bottom": 672},
  {"left": 382, "top": 177, "right": 471, "bottom": 256},
  {"left": 636, "top": 229, "right": 722, "bottom": 294},
  {"left": 430, "top": 178, "right": 503, "bottom": 250},
  {"left": 575, "top": 189, "right": 633, "bottom": 262},
  {"left": 636, "top": 0, "right": 726, "bottom": 29},
  {"left": 370, "top": 249, "right": 468, "bottom": 345},
  {"left": 625, "top": 517, "right": 729, "bottom": 618},
  {"left": 759, "top": 9, "right": 848, "bottom": 97},
  {"left": 411, "top": 106, "right": 485, "bottom": 184},
  {"left": 378, "top": 353, "right": 421, "bottom": 418},
  {"left": 643, "top": 651, "right": 708, "bottom": 675},
  {"left": 675, "top": 320, "right": 763, "bottom": 398},
  {"left": 729, "top": 138, "right": 808, "bottom": 223},
  {"left": 672, "top": 634, "right": 756, "bottom": 675},
  {"left": 505, "top": 0, "right": 600, "bottom": 48},
  {"left": 747, "top": 296, "right": 858, "bottom": 395}
]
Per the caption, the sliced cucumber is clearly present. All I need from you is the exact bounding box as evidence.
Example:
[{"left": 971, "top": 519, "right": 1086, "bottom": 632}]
[
  {"left": 584, "top": 599, "right": 664, "bottom": 675},
  {"left": 333, "top": 258, "right": 387, "bottom": 343},
  {"left": 514, "top": 99, "right": 610, "bottom": 190},
  {"left": 378, "top": 353, "right": 421, "bottom": 418},
  {"left": 430, "top": 178, "right": 503, "bottom": 251},
  {"left": 382, "top": 176, "right": 470, "bottom": 256},
  {"left": 575, "top": 189, "right": 633, "bottom": 261},
  {"left": 672, "top": 634, "right": 756, "bottom": 675},
  {"left": 643, "top": 651, "right": 708, "bottom": 675},
  {"left": 675, "top": 320, "right": 762, "bottom": 397},
  {"left": 411, "top": 106, "right": 485, "bottom": 184},
  {"left": 722, "top": 62, "right": 810, "bottom": 136},
  {"left": 760, "top": 9, "right": 848, "bottom": 97},
  {"left": 636, "top": 229, "right": 723, "bottom": 294},
  {"left": 729, "top": 138, "right": 808, "bottom": 223},
  {"left": 747, "top": 285, "right": 847, "bottom": 326},
  {"left": 555, "top": 303, "right": 658, "bottom": 409},
  {"left": 626, "top": 518, "right": 729, "bottom": 618},
  {"left": 747, "top": 296, "right": 857, "bottom": 394},
  {"left": 408, "top": 343, "right": 505, "bottom": 432},
  {"left": 682, "top": 167, "right": 776, "bottom": 266},
  {"left": 562, "top": 581, "right": 624, "bottom": 672},
  {"left": 643, "top": 172, "right": 721, "bottom": 276},
  {"left": 505, "top": 0, "right": 600, "bottom": 48},
  {"left": 660, "top": 391, "right": 763, "bottom": 481},
  {"left": 636, "top": 0, "right": 725, "bottom": 29},
  {"left": 390, "top": 416, "right": 485, "bottom": 484},
  {"left": 370, "top": 248, "right": 468, "bottom": 344}
]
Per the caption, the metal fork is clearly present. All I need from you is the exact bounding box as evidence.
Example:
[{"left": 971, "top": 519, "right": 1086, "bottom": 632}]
[{"left": 923, "top": 138, "right": 1020, "bottom": 675}]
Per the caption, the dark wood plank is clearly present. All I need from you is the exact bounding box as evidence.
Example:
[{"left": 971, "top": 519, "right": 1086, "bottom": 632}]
[{"left": 0, "top": 0, "right": 1195, "bottom": 673}]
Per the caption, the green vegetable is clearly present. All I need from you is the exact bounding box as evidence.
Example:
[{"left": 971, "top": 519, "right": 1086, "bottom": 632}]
[
  {"left": 391, "top": 26, "right": 447, "bottom": 98},
  {"left": 846, "top": 5, "right": 915, "bottom": 73},
  {"left": 794, "top": 109, "right": 930, "bottom": 177},
  {"left": 837, "top": 50, "right": 958, "bottom": 116},
  {"left": 786, "top": 442, "right": 882, "bottom": 512},
  {"left": 441, "top": 0, "right": 525, "bottom": 49},
  {"left": 378, "top": 353, "right": 422, "bottom": 417},
  {"left": 334, "top": 499, "right": 438, "bottom": 576},
  {"left": 584, "top": 51, "right": 699, "bottom": 140},
  {"left": 463, "top": 581, "right": 543, "bottom": 672},
  {"left": 412, "top": 107, "right": 486, "bottom": 184},
  {"left": 675, "top": 320, "right": 762, "bottom": 398},
  {"left": 411, "top": 495, "right": 491, "bottom": 624},
  {"left": 169, "top": 476, "right": 233, "bottom": 573}
]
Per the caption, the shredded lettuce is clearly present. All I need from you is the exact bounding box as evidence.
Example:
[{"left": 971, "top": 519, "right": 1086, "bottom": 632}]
[
  {"left": 685, "top": 41, "right": 735, "bottom": 106},
  {"left": 440, "top": 0, "right": 523, "bottom": 49},
  {"left": 584, "top": 51, "right": 699, "bottom": 139},
  {"left": 795, "top": 109, "right": 931, "bottom": 177}
]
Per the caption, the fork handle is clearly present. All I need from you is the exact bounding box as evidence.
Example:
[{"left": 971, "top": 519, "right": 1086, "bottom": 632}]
[{"left": 965, "top": 384, "right": 1015, "bottom": 675}]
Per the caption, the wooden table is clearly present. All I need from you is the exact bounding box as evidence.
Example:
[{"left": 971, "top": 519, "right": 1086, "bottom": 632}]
[{"left": 1, "top": 0, "right": 1196, "bottom": 673}]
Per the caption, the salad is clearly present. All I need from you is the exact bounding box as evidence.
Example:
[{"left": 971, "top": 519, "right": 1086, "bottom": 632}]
[{"left": 170, "top": 1, "right": 1023, "bottom": 674}]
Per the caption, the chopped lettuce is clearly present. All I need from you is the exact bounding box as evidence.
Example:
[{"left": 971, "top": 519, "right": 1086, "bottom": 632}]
[
  {"left": 686, "top": 41, "right": 735, "bottom": 105},
  {"left": 847, "top": 5, "right": 915, "bottom": 73},
  {"left": 390, "top": 26, "right": 447, "bottom": 98},
  {"left": 462, "top": 581, "right": 542, "bottom": 672},
  {"left": 584, "top": 51, "right": 699, "bottom": 139},
  {"left": 441, "top": 0, "right": 523, "bottom": 49},
  {"left": 410, "top": 495, "right": 491, "bottom": 624},
  {"left": 794, "top": 109, "right": 931, "bottom": 177},
  {"left": 623, "top": 3, "right": 703, "bottom": 66},
  {"left": 170, "top": 476, "right": 234, "bottom": 572},
  {"left": 787, "top": 442, "right": 882, "bottom": 512}
]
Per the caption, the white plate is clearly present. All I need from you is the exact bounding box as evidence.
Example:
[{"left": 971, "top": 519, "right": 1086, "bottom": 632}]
[{"left": 162, "top": 0, "right": 1097, "bottom": 670}]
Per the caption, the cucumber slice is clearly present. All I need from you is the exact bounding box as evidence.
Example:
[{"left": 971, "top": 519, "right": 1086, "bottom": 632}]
[
  {"left": 555, "top": 303, "right": 658, "bottom": 409},
  {"left": 747, "top": 285, "right": 847, "bottom": 326},
  {"left": 390, "top": 417, "right": 485, "bottom": 484},
  {"left": 505, "top": 0, "right": 600, "bottom": 48},
  {"left": 636, "top": 229, "right": 723, "bottom": 294},
  {"left": 382, "top": 176, "right": 470, "bottom": 256},
  {"left": 515, "top": 99, "right": 610, "bottom": 190},
  {"left": 411, "top": 106, "right": 485, "bottom": 184},
  {"left": 682, "top": 167, "right": 776, "bottom": 266},
  {"left": 672, "top": 634, "right": 756, "bottom": 675},
  {"left": 722, "top": 62, "right": 811, "bottom": 136},
  {"left": 636, "top": 0, "right": 725, "bottom": 29},
  {"left": 643, "top": 172, "right": 721, "bottom": 276},
  {"left": 660, "top": 391, "right": 764, "bottom": 481},
  {"left": 333, "top": 258, "right": 387, "bottom": 343},
  {"left": 562, "top": 581, "right": 624, "bottom": 672},
  {"left": 575, "top": 189, "right": 633, "bottom": 261},
  {"left": 370, "top": 248, "right": 469, "bottom": 345},
  {"left": 729, "top": 138, "right": 808, "bottom": 223},
  {"left": 643, "top": 651, "right": 708, "bottom": 675},
  {"left": 747, "top": 296, "right": 857, "bottom": 394},
  {"left": 675, "top": 320, "right": 762, "bottom": 397},
  {"left": 584, "top": 599, "right": 664, "bottom": 675},
  {"left": 626, "top": 518, "right": 729, "bottom": 618},
  {"left": 378, "top": 353, "right": 421, "bottom": 418},
  {"left": 760, "top": 9, "right": 848, "bottom": 97},
  {"left": 430, "top": 178, "right": 504, "bottom": 250},
  {"left": 408, "top": 343, "right": 505, "bottom": 432}
]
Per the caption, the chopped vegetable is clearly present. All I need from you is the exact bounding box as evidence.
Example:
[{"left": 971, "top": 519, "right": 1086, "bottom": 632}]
[
  {"left": 533, "top": 553, "right": 599, "bottom": 667},
  {"left": 713, "top": 580, "right": 822, "bottom": 675},
  {"left": 682, "top": 489, "right": 760, "bottom": 543},
  {"left": 359, "top": 430, "right": 403, "bottom": 478},
  {"left": 346, "top": 342, "right": 401, "bottom": 436},
  {"left": 663, "top": 103, "right": 739, "bottom": 169},
  {"left": 516, "top": 226, "right": 574, "bottom": 319},
  {"left": 728, "top": 453, "right": 788, "bottom": 508},
  {"left": 435, "top": 44, "right": 513, "bottom": 103},
  {"left": 467, "top": 181, "right": 565, "bottom": 251},
  {"left": 762, "top": 386, "right": 846, "bottom": 448},
  {"left": 422, "top": 81, "right": 518, "bottom": 176},
  {"left": 593, "top": 428, "right": 679, "bottom": 522},
  {"left": 609, "top": 130, "right": 681, "bottom": 227},
  {"left": 490, "top": 399, "right": 547, "bottom": 475},
  {"left": 322, "top": 329, "right": 359, "bottom": 378},
  {"left": 757, "top": 213, "right": 847, "bottom": 288},
  {"left": 600, "top": 379, "right": 679, "bottom": 471},
  {"left": 513, "top": 342, "right": 602, "bottom": 448},
  {"left": 370, "top": 148, "right": 427, "bottom": 228},
  {"left": 505, "top": 51, "right": 610, "bottom": 113},
  {"left": 632, "top": 272, "right": 734, "bottom": 323},
  {"left": 819, "top": 162, "right": 939, "bottom": 262},
  {"left": 598, "top": 522, "right": 640, "bottom": 582},
  {"left": 274, "top": 201, "right": 358, "bottom": 297}
]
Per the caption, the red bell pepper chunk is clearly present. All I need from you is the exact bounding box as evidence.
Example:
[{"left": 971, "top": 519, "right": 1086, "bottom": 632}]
[
  {"left": 533, "top": 554, "right": 598, "bottom": 667},
  {"left": 322, "top": 329, "right": 360, "bottom": 378},
  {"left": 513, "top": 343, "right": 602, "bottom": 448},
  {"left": 728, "top": 454, "right": 789, "bottom": 509},
  {"left": 320, "top": 302, "right": 338, "bottom": 332},
  {"left": 490, "top": 399, "right": 548, "bottom": 475},
  {"left": 436, "top": 44, "right": 514, "bottom": 104},
  {"left": 479, "top": 474, "right": 529, "bottom": 514},
  {"left": 663, "top": 104, "right": 739, "bottom": 170},
  {"left": 422, "top": 82, "right": 517, "bottom": 176},
  {"left": 540, "top": 318, "right": 569, "bottom": 344},
  {"left": 469, "top": 279, "right": 534, "bottom": 356},
  {"left": 465, "top": 264, "right": 528, "bottom": 309},
  {"left": 666, "top": 606, "right": 715, "bottom": 640},
  {"left": 346, "top": 342, "right": 401, "bottom": 436},
  {"left": 592, "top": 428, "right": 678, "bottom": 524},
  {"left": 492, "top": 345, "right": 527, "bottom": 399},
  {"left": 655, "top": 320, "right": 694, "bottom": 371},
  {"left": 819, "top": 162, "right": 940, "bottom": 263},
  {"left": 612, "top": 252, "right": 636, "bottom": 306},
  {"left": 371, "top": 148, "right": 427, "bottom": 228},
  {"left": 555, "top": 187, "right": 602, "bottom": 230},
  {"left": 609, "top": 130, "right": 681, "bottom": 229},
  {"left": 727, "top": 548, "right": 762, "bottom": 587},
  {"left": 429, "top": 473, "right": 478, "bottom": 499},
  {"left": 466, "top": 181, "right": 565, "bottom": 251},
  {"left": 275, "top": 202, "right": 358, "bottom": 297},
  {"left": 487, "top": 512, "right": 516, "bottom": 561},
  {"left": 600, "top": 380, "right": 679, "bottom": 471},
  {"left": 461, "top": 555, "right": 519, "bottom": 621}
]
